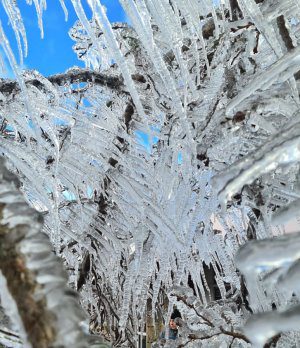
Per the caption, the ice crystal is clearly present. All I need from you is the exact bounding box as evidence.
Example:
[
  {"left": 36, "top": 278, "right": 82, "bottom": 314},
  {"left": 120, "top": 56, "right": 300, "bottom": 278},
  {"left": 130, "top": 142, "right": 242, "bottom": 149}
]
[{"left": 1, "top": 0, "right": 300, "bottom": 347}]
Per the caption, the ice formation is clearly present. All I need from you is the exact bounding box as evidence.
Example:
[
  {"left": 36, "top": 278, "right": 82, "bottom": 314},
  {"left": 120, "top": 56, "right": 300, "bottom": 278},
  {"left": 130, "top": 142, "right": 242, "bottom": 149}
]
[
  {"left": 0, "top": 0, "right": 300, "bottom": 347},
  {"left": 0, "top": 158, "right": 109, "bottom": 347}
]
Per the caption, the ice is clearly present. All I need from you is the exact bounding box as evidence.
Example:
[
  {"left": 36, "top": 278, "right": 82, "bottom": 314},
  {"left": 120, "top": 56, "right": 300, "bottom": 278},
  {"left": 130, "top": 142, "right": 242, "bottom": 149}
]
[
  {"left": 0, "top": 272, "right": 31, "bottom": 348},
  {"left": 244, "top": 305, "right": 300, "bottom": 348},
  {"left": 237, "top": 0, "right": 283, "bottom": 56},
  {"left": 226, "top": 45, "right": 300, "bottom": 117},
  {"left": 0, "top": 158, "right": 110, "bottom": 347},
  {"left": 213, "top": 120, "right": 300, "bottom": 206},
  {"left": 1, "top": 0, "right": 300, "bottom": 346},
  {"left": 1, "top": 0, "right": 28, "bottom": 63},
  {"left": 272, "top": 197, "right": 300, "bottom": 225},
  {"left": 59, "top": 0, "right": 68, "bottom": 21}
]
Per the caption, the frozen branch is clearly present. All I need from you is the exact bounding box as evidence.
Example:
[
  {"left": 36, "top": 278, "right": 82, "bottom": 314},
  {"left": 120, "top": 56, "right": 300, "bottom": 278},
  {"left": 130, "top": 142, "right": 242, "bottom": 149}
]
[
  {"left": 0, "top": 68, "right": 125, "bottom": 96},
  {"left": 0, "top": 157, "right": 109, "bottom": 348}
]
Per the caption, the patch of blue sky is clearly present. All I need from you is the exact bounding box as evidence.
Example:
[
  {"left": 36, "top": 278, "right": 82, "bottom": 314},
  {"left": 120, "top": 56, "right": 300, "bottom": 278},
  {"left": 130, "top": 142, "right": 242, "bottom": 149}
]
[
  {"left": 43, "top": 185, "right": 77, "bottom": 203},
  {"left": 70, "top": 82, "right": 89, "bottom": 90},
  {"left": 153, "top": 135, "right": 159, "bottom": 144},
  {"left": 81, "top": 98, "right": 93, "bottom": 108},
  {"left": 54, "top": 117, "right": 69, "bottom": 126},
  {"left": 135, "top": 130, "right": 159, "bottom": 153},
  {"left": 87, "top": 186, "right": 93, "bottom": 198},
  {"left": 291, "top": 18, "right": 299, "bottom": 25},
  {"left": 0, "top": 1, "right": 127, "bottom": 77},
  {"left": 178, "top": 152, "right": 183, "bottom": 165},
  {"left": 62, "top": 189, "right": 76, "bottom": 201},
  {"left": 2, "top": 123, "right": 15, "bottom": 136},
  {"left": 135, "top": 130, "right": 183, "bottom": 165},
  {"left": 135, "top": 130, "right": 150, "bottom": 152},
  {"left": 63, "top": 186, "right": 93, "bottom": 200},
  {"left": 65, "top": 98, "right": 78, "bottom": 109},
  {"left": 45, "top": 186, "right": 53, "bottom": 195},
  {"left": 28, "top": 118, "right": 36, "bottom": 129},
  {"left": 4, "top": 124, "right": 14, "bottom": 132}
]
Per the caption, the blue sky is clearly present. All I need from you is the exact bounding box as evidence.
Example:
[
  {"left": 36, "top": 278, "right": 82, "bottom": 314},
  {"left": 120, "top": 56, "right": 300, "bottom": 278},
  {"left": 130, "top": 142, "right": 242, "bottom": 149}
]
[{"left": 0, "top": 0, "right": 126, "bottom": 76}]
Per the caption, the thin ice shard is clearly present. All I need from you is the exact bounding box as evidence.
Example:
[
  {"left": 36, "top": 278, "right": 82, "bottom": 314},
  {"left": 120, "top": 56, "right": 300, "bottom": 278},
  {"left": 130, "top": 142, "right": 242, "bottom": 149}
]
[
  {"left": 1, "top": 0, "right": 28, "bottom": 62},
  {"left": 59, "top": 0, "right": 68, "bottom": 21}
]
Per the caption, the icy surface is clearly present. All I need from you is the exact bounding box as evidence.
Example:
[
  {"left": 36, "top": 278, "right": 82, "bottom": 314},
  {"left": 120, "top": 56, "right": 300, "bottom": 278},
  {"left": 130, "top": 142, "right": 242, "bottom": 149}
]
[{"left": 1, "top": 0, "right": 300, "bottom": 347}]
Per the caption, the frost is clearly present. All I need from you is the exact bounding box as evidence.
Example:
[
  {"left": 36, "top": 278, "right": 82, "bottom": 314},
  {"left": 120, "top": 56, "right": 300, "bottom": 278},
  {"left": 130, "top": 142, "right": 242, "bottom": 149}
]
[{"left": 1, "top": 0, "right": 300, "bottom": 347}]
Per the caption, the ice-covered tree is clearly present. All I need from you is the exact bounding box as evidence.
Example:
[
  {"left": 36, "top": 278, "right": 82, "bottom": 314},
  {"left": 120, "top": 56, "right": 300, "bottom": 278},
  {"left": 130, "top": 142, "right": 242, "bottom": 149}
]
[{"left": 1, "top": 0, "right": 300, "bottom": 347}]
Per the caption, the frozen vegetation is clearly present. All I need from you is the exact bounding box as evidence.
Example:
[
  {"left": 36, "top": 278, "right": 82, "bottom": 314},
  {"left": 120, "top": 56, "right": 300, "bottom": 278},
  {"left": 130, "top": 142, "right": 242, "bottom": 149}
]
[{"left": 0, "top": 0, "right": 300, "bottom": 347}]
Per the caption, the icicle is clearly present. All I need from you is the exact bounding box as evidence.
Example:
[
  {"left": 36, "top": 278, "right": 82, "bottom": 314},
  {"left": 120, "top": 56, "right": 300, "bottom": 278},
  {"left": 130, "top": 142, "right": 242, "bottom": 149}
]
[
  {"left": 1, "top": 0, "right": 28, "bottom": 62},
  {"left": 0, "top": 22, "right": 43, "bottom": 141},
  {"left": 119, "top": 266, "right": 133, "bottom": 330},
  {"left": 146, "top": 0, "right": 198, "bottom": 93},
  {"left": 30, "top": 0, "right": 47, "bottom": 39},
  {"left": 0, "top": 158, "right": 105, "bottom": 348},
  {"left": 59, "top": 0, "right": 69, "bottom": 21},
  {"left": 85, "top": 0, "right": 147, "bottom": 121},
  {"left": 119, "top": 0, "right": 195, "bottom": 152},
  {"left": 70, "top": 0, "right": 104, "bottom": 69}
]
